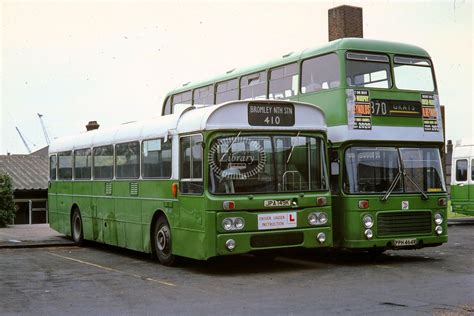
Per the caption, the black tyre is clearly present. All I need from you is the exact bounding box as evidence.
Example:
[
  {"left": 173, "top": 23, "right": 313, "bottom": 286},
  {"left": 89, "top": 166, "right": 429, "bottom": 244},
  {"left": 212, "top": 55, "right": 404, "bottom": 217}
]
[
  {"left": 152, "top": 216, "right": 176, "bottom": 266},
  {"left": 71, "top": 208, "right": 84, "bottom": 246}
]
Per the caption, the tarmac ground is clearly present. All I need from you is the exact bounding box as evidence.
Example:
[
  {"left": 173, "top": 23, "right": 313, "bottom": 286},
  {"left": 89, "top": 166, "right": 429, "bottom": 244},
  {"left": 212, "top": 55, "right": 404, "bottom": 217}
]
[{"left": 0, "top": 220, "right": 473, "bottom": 315}]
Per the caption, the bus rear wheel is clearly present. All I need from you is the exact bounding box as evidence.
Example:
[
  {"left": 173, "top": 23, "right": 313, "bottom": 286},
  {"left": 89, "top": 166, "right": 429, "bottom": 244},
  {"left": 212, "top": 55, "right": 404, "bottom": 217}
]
[
  {"left": 71, "top": 208, "right": 84, "bottom": 246},
  {"left": 153, "top": 217, "right": 176, "bottom": 266}
]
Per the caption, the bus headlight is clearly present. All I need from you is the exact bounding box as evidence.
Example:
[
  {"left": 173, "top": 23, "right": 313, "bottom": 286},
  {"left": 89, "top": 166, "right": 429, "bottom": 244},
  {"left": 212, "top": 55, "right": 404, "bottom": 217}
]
[
  {"left": 308, "top": 212, "right": 328, "bottom": 225},
  {"left": 434, "top": 213, "right": 443, "bottom": 225},
  {"left": 363, "top": 215, "right": 374, "bottom": 228},
  {"left": 435, "top": 225, "right": 443, "bottom": 235},
  {"left": 222, "top": 217, "right": 245, "bottom": 231},
  {"left": 308, "top": 213, "right": 318, "bottom": 225},
  {"left": 234, "top": 217, "right": 245, "bottom": 230},
  {"left": 318, "top": 212, "right": 328, "bottom": 224},
  {"left": 222, "top": 218, "right": 233, "bottom": 231},
  {"left": 365, "top": 229, "right": 373, "bottom": 239}
]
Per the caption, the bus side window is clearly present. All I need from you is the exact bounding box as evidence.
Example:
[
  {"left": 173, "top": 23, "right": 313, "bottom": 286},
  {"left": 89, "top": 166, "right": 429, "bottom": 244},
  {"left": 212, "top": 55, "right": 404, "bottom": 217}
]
[
  {"left": 240, "top": 71, "right": 267, "bottom": 100},
  {"left": 472, "top": 159, "right": 474, "bottom": 181},
  {"left": 142, "top": 138, "right": 172, "bottom": 178},
  {"left": 269, "top": 63, "right": 298, "bottom": 99},
  {"left": 301, "top": 53, "right": 340, "bottom": 94},
  {"left": 193, "top": 85, "right": 214, "bottom": 105},
  {"left": 216, "top": 79, "right": 239, "bottom": 104},
  {"left": 455, "top": 159, "right": 468, "bottom": 182},
  {"left": 93, "top": 145, "right": 114, "bottom": 180},
  {"left": 329, "top": 150, "right": 339, "bottom": 194},
  {"left": 163, "top": 97, "right": 171, "bottom": 115},
  {"left": 115, "top": 142, "right": 140, "bottom": 179},
  {"left": 58, "top": 151, "right": 73, "bottom": 180},
  {"left": 172, "top": 91, "right": 192, "bottom": 113},
  {"left": 49, "top": 155, "right": 57, "bottom": 180},
  {"left": 74, "top": 148, "right": 92, "bottom": 180},
  {"left": 180, "top": 135, "right": 203, "bottom": 194}
]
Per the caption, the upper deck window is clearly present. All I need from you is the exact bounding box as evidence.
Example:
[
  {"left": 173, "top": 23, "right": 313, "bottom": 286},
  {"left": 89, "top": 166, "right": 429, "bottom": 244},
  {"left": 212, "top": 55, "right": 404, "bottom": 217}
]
[
  {"left": 269, "top": 63, "right": 298, "bottom": 99},
  {"left": 240, "top": 71, "right": 267, "bottom": 100},
  {"left": 193, "top": 85, "right": 214, "bottom": 105},
  {"left": 172, "top": 91, "right": 192, "bottom": 112},
  {"left": 346, "top": 52, "right": 391, "bottom": 89},
  {"left": 216, "top": 79, "right": 239, "bottom": 104},
  {"left": 163, "top": 97, "right": 171, "bottom": 115},
  {"left": 301, "top": 53, "right": 340, "bottom": 93},
  {"left": 393, "top": 56, "right": 435, "bottom": 92}
]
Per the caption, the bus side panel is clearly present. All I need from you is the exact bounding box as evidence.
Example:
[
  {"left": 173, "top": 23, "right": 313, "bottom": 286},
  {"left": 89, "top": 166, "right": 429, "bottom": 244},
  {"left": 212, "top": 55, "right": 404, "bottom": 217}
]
[
  {"left": 114, "top": 181, "right": 143, "bottom": 252},
  {"left": 140, "top": 180, "right": 175, "bottom": 254},
  {"left": 56, "top": 181, "right": 73, "bottom": 236},
  {"left": 298, "top": 89, "right": 346, "bottom": 126},
  {"left": 91, "top": 181, "right": 107, "bottom": 243},
  {"left": 172, "top": 196, "right": 208, "bottom": 260},
  {"left": 72, "top": 181, "right": 93, "bottom": 240}
]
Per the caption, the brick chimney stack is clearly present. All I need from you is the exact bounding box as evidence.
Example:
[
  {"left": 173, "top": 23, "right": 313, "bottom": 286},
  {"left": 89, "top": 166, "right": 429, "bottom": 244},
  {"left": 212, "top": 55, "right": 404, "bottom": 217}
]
[
  {"left": 328, "top": 5, "right": 363, "bottom": 41},
  {"left": 86, "top": 121, "right": 100, "bottom": 131}
]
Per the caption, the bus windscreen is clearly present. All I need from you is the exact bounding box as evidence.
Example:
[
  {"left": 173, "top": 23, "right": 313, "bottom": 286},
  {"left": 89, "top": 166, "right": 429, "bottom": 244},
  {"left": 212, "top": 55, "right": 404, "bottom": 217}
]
[{"left": 209, "top": 134, "right": 328, "bottom": 194}]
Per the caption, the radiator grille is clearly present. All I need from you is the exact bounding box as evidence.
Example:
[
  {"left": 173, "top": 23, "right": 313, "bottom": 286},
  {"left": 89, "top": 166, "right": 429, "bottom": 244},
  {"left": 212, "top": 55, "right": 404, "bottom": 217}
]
[
  {"left": 377, "top": 211, "right": 432, "bottom": 237},
  {"left": 250, "top": 232, "right": 303, "bottom": 248}
]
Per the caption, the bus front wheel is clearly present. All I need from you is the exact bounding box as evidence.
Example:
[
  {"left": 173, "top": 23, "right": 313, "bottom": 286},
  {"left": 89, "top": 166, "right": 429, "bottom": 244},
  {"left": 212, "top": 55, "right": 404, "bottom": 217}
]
[
  {"left": 71, "top": 208, "right": 84, "bottom": 246},
  {"left": 153, "top": 216, "right": 176, "bottom": 266}
]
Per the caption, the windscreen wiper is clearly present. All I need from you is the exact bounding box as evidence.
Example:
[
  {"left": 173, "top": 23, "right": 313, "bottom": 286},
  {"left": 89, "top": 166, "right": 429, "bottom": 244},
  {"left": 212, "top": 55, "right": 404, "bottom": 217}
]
[
  {"left": 380, "top": 169, "right": 402, "bottom": 201},
  {"left": 403, "top": 172, "right": 429, "bottom": 200},
  {"left": 286, "top": 132, "right": 301, "bottom": 164}
]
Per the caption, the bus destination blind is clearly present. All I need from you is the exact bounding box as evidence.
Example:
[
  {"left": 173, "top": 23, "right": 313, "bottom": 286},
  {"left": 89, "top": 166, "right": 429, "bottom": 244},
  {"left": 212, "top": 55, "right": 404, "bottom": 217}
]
[{"left": 248, "top": 103, "right": 295, "bottom": 126}]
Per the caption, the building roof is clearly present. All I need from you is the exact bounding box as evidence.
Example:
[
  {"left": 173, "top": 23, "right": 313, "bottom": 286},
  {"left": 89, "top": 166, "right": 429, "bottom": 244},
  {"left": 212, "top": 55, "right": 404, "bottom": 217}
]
[{"left": 0, "top": 155, "right": 48, "bottom": 190}]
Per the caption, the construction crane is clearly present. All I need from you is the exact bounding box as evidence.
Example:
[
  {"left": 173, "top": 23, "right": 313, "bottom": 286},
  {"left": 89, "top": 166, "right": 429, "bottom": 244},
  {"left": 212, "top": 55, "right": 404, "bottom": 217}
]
[
  {"left": 15, "top": 126, "right": 33, "bottom": 153},
  {"left": 37, "top": 113, "right": 51, "bottom": 145}
]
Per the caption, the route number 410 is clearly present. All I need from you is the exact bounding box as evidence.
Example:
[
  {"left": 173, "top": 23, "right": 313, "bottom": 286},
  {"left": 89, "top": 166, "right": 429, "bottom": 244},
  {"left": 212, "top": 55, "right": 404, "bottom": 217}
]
[{"left": 264, "top": 116, "right": 281, "bottom": 125}]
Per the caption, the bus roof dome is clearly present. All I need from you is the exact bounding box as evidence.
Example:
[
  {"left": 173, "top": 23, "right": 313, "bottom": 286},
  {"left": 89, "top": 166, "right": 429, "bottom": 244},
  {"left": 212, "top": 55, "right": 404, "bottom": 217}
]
[{"left": 49, "top": 100, "right": 326, "bottom": 154}]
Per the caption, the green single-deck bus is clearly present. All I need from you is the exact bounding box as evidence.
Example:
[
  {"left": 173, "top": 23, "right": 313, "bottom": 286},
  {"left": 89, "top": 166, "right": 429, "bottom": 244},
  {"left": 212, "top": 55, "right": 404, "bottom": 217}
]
[
  {"left": 162, "top": 38, "right": 448, "bottom": 252},
  {"left": 48, "top": 100, "right": 332, "bottom": 265},
  {"left": 451, "top": 140, "right": 474, "bottom": 216}
]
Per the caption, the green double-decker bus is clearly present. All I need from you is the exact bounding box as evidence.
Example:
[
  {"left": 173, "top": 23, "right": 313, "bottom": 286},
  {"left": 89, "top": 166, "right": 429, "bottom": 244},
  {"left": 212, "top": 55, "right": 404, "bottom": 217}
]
[
  {"left": 48, "top": 100, "right": 332, "bottom": 265},
  {"left": 162, "top": 38, "right": 448, "bottom": 252}
]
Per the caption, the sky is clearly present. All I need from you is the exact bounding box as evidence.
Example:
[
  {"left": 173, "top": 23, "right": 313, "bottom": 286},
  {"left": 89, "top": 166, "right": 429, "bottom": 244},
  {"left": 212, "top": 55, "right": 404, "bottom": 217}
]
[{"left": 1, "top": 0, "right": 473, "bottom": 154}]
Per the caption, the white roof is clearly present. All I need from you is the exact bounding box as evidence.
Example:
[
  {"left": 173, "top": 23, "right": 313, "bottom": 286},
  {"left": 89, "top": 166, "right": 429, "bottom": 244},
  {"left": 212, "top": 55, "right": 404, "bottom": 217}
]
[
  {"left": 49, "top": 100, "right": 327, "bottom": 154},
  {"left": 453, "top": 139, "right": 474, "bottom": 159}
]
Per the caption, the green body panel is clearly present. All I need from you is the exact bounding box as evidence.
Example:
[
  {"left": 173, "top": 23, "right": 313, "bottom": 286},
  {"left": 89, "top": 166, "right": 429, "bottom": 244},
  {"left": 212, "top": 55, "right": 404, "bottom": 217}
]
[
  {"left": 49, "top": 130, "right": 333, "bottom": 260},
  {"left": 332, "top": 194, "right": 447, "bottom": 249},
  {"left": 451, "top": 184, "right": 474, "bottom": 216}
]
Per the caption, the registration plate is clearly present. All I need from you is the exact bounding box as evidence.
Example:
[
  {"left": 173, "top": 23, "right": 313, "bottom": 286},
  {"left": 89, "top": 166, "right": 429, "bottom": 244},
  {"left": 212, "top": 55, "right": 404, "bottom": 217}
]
[
  {"left": 393, "top": 238, "right": 417, "bottom": 247},
  {"left": 258, "top": 212, "right": 297, "bottom": 230}
]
